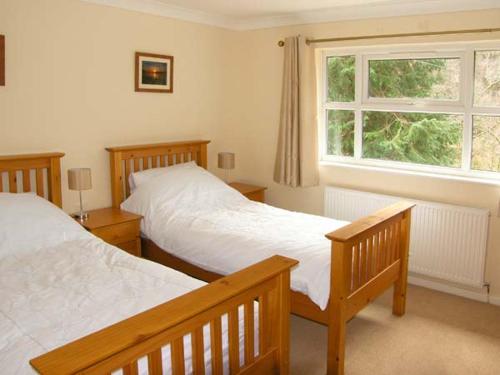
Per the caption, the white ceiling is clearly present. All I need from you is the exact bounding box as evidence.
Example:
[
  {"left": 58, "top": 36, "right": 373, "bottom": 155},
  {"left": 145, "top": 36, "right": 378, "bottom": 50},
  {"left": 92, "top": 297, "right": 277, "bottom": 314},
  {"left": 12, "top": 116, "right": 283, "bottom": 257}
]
[
  {"left": 156, "top": 0, "right": 396, "bottom": 18},
  {"left": 81, "top": 0, "right": 500, "bottom": 30}
]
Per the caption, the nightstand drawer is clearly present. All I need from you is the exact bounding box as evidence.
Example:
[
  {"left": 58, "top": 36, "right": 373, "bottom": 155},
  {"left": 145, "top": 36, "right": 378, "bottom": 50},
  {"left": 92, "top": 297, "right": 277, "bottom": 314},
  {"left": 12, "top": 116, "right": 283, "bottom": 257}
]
[
  {"left": 245, "top": 190, "right": 265, "bottom": 203},
  {"left": 91, "top": 221, "right": 139, "bottom": 245},
  {"left": 116, "top": 239, "right": 141, "bottom": 257}
]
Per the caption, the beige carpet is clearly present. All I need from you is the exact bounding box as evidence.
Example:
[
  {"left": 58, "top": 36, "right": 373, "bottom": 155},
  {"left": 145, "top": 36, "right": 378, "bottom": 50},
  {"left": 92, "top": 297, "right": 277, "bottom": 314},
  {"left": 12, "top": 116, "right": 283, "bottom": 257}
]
[{"left": 290, "top": 285, "right": 500, "bottom": 375}]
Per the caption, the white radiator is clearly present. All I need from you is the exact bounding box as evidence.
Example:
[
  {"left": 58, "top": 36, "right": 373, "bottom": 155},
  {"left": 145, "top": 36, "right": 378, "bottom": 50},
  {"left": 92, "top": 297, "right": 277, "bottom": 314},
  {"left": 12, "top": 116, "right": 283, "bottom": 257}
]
[{"left": 325, "top": 186, "right": 490, "bottom": 288}]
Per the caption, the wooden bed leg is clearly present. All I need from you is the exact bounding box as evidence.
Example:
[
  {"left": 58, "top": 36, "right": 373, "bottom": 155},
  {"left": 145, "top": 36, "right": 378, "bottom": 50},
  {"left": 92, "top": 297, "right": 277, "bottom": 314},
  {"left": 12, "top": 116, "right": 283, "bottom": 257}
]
[
  {"left": 327, "top": 307, "right": 346, "bottom": 375},
  {"left": 327, "top": 240, "right": 350, "bottom": 375},
  {"left": 393, "top": 210, "right": 412, "bottom": 316},
  {"left": 274, "top": 270, "right": 291, "bottom": 375}
]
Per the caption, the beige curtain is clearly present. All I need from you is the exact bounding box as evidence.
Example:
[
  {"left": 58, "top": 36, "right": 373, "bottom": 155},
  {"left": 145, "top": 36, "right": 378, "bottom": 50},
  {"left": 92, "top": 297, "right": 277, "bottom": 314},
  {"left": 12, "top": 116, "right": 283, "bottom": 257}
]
[{"left": 274, "top": 35, "right": 319, "bottom": 187}]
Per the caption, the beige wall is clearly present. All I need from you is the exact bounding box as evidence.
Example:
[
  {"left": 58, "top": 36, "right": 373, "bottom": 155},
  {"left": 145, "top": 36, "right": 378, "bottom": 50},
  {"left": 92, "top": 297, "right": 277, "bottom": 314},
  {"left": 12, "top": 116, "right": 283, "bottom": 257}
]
[
  {"left": 221, "top": 10, "right": 500, "bottom": 300},
  {"left": 1, "top": 1, "right": 500, "bottom": 301},
  {"left": 0, "top": 0, "right": 232, "bottom": 212}
]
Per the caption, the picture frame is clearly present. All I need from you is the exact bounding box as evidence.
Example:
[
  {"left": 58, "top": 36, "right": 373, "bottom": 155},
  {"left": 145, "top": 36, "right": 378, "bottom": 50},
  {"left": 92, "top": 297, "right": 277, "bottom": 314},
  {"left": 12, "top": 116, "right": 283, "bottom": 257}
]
[
  {"left": 0, "top": 35, "right": 5, "bottom": 86},
  {"left": 135, "top": 52, "right": 173, "bottom": 93}
]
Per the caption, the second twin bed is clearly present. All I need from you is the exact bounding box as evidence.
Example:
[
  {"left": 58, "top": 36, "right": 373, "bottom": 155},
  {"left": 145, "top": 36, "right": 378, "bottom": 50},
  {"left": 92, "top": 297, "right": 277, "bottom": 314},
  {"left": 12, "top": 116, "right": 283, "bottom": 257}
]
[{"left": 107, "top": 140, "right": 414, "bottom": 375}]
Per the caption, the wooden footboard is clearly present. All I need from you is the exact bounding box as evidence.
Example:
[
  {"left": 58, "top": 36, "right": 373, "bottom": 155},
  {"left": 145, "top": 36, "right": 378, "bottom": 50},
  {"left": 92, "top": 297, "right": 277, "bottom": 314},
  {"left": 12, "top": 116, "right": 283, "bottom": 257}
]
[
  {"left": 325, "top": 201, "right": 414, "bottom": 375},
  {"left": 30, "top": 255, "right": 298, "bottom": 375}
]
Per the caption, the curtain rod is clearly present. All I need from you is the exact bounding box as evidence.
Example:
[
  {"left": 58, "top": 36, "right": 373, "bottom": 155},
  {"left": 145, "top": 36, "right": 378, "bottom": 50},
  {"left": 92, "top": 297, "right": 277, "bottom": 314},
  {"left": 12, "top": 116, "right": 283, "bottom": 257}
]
[{"left": 277, "top": 27, "right": 500, "bottom": 47}]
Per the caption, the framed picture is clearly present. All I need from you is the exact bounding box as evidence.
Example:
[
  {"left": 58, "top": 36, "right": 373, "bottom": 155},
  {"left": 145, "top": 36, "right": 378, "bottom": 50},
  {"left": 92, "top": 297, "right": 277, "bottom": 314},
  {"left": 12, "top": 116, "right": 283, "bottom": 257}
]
[
  {"left": 135, "top": 52, "right": 173, "bottom": 93},
  {"left": 0, "top": 35, "right": 5, "bottom": 86}
]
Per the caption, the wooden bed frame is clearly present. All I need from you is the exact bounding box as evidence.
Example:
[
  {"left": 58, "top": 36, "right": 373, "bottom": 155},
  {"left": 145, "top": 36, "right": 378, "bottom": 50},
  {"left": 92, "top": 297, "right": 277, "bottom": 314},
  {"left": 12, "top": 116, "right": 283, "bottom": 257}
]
[
  {"left": 106, "top": 140, "right": 415, "bottom": 375},
  {"left": 1, "top": 152, "right": 297, "bottom": 375}
]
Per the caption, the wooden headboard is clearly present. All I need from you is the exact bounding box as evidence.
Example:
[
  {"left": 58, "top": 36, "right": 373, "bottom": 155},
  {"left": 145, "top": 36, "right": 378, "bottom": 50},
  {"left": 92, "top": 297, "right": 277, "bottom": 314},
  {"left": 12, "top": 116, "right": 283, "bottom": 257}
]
[
  {"left": 106, "top": 140, "right": 210, "bottom": 208},
  {"left": 0, "top": 152, "right": 65, "bottom": 207}
]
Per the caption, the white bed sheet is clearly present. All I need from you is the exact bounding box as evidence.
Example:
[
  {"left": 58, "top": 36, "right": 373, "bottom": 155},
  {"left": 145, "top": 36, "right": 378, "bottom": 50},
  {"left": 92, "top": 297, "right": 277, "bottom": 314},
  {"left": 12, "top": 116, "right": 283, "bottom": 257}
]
[
  {"left": 121, "top": 166, "right": 349, "bottom": 311},
  {"left": 0, "top": 194, "right": 255, "bottom": 374}
]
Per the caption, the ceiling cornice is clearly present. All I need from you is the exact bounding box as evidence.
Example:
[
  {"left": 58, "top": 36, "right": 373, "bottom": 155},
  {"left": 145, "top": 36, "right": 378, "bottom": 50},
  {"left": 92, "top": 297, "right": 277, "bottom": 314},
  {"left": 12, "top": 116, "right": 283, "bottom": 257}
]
[
  {"left": 80, "top": 0, "right": 500, "bottom": 30},
  {"left": 80, "top": 0, "right": 235, "bottom": 28}
]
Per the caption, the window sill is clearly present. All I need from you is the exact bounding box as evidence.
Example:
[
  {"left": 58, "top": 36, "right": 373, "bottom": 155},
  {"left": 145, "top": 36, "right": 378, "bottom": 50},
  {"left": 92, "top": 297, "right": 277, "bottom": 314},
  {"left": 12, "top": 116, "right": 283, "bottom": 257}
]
[{"left": 319, "top": 159, "right": 500, "bottom": 187}]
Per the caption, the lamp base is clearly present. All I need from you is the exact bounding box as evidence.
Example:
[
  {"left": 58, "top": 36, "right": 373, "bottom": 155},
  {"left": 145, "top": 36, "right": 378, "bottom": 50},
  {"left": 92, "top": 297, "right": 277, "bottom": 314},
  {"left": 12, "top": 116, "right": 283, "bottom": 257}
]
[{"left": 72, "top": 212, "right": 89, "bottom": 222}]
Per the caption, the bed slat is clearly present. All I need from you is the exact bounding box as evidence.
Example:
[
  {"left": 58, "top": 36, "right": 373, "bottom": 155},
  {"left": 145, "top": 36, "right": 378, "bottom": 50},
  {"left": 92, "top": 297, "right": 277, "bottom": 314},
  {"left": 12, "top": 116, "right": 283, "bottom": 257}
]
[
  {"left": 379, "top": 228, "right": 386, "bottom": 272},
  {"left": 191, "top": 328, "right": 205, "bottom": 375},
  {"left": 22, "top": 169, "right": 31, "bottom": 192},
  {"left": 395, "top": 221, "right": 401, "bottom": 260},
  {"left": 122, "top": 362, "right": 138, "bottom": 375},
  {"left": 8, "top": 170, "right": 16, "bottom": 193},
  {"left": 258, "top": 294, "right": 269, "bottom": 355},
  {"left": 36, "top": 168, "right": 44, "bottom": 197},
  {"left": 147, "top": 349, "right": 162, "bottom": 374},
  {"left": 366, "top": 237, "right": 373, "bottom": 280},
  {"left": 360, "top": 241, "right": 367, "bottom": 285},
  {"left": 244, "top": 302, "right": 255, "bottom": 365},
  {"left": 171, "top": 337, "right": 185, "bottom": 375},
  {"left": 352, "top": 245, "right": 359, "bottom": 291},
  {"left": 375, "top": 231, "right": 380, "bottom": 272},
  {"left": 228, "top": 308, "right": 240, "bottom": 373},
  {"left": 124, "top": 160, "right": 131, "bottom": 197},
  {"left": 210, "top": 317, "right": 223, "bottom": 375}
]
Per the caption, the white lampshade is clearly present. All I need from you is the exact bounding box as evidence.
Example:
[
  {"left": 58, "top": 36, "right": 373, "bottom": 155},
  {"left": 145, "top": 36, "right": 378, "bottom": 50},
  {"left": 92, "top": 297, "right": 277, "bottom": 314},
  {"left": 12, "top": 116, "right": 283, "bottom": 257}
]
[
  {"left": 218, "top": 152, "right": 235, "bottom": 170},
  {"left": 68, "top": 168, "right": 92, "bottom": 191}
]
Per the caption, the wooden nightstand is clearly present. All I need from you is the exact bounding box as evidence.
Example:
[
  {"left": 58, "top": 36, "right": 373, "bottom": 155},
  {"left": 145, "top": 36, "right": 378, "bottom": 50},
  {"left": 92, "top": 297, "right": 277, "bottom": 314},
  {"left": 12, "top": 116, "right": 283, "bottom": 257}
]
[
  {"left": 229, "top": 182, "right": 267, "bottom": 203},
  {"left": 77, "top": 208, "right": 142, "bottom": 257}
]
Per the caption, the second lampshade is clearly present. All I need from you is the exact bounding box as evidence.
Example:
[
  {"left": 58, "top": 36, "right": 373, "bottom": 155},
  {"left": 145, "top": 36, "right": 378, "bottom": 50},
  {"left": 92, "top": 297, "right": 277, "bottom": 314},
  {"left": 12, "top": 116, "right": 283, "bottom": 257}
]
[{"left": 218, "top": 152, "right": 235, "bottom": 182}]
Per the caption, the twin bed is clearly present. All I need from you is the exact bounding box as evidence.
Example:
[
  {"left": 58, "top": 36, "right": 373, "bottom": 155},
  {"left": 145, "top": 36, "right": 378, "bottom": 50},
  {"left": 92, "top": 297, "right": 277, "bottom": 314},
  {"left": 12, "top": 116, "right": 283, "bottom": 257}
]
[
  {"left": 106, "top": 140, "right": 414, "bottom": 375},
  {"left": 0, "top": 152, "right": 296, "bottom": 374}
]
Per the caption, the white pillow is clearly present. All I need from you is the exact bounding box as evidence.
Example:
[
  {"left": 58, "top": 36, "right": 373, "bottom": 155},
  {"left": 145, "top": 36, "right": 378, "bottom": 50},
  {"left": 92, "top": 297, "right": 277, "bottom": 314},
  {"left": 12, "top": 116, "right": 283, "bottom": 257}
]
[
  {"left": 128, "top": 161, "right": 198, "bottom": 192},
  {"left": 0, "top": 193, "right": 91, "bottom": 257},
  {"left": 121, "top": 164, "right": 246, "bottom": 218}
]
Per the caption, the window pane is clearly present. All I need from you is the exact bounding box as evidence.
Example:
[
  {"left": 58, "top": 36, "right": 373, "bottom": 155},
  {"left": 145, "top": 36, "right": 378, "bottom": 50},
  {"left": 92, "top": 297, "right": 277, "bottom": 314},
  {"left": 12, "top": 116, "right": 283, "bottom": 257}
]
[
  {"left": 327, "top": 110, "right": 355, "bottom": 156},
  {"left": 368, "top": 58, "right": 460, "bottom": 100},
  {"left": 327, "top": 56, "right": 355, "bottom": 102},
  {"left": 363, "top": 111, "right": 463, "bottom": 167},
  {"left": 474, "top": 51, "right": 500, "bottom": 107},
  {"left": 472, "top": 116, "right": 500, "bottom": 172}
]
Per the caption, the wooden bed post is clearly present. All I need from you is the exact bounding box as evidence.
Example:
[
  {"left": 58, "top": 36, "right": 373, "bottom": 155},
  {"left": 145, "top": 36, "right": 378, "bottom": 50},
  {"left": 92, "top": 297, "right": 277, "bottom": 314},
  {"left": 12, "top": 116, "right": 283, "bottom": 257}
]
[
  {"left": 393, "top": 208, "right": 412, "bottom": 316},
  {"left": 109, "top": 151, "right": 123, "bottom": 208},
  {"left": 269, "top": 266, "right": 292, "bottom": 374},
  {"left": 49, "top": 155, "right": 63, "bottom": 208},
  {"left": 327, "top": 240, "right": 350, "bottom": 375},
  {"left": 199, "top": 143, "right": 208, "bottom": 169}
]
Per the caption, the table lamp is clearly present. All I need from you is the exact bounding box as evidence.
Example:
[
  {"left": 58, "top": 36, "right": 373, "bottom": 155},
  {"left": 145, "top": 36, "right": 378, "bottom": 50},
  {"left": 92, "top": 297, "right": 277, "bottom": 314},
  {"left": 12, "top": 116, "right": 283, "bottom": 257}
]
[
  {"left": 68, "top": 168, "right": 92, "bottom": 221},
  {"left": 218, "top": 152, "right": 235, "bottom": 183}
]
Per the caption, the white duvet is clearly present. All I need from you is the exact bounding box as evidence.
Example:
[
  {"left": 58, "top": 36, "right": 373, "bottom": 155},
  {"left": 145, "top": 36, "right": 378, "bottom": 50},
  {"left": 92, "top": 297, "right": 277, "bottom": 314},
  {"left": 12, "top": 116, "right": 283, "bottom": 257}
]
[
  {"left": 0, "top": 194, "right": 253, "bottom": 374},
  {"left": 121, "top": 166, "right": 349, "bottom": 311}
]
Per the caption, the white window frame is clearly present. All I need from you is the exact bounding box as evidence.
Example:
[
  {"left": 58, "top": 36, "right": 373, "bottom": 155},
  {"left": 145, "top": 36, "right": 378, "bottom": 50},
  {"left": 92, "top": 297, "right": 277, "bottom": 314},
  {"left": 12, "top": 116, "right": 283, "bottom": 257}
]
[{"left": 319, "top": 41, "right": 500, "bottom": 184}]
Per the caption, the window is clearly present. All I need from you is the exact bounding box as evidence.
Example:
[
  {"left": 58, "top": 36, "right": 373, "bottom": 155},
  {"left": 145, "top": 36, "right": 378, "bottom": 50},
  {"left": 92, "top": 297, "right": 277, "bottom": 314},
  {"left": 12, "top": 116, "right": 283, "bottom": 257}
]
[{"left": 320, "top": 43, "right": 500, "bottom": 181}]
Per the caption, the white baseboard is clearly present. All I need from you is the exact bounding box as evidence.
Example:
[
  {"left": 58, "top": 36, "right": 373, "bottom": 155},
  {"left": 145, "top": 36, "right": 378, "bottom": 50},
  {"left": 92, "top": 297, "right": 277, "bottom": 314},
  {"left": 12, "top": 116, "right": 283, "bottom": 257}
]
[
  {"left": 408, "top": 276, "right": 489, "bottom": 303},
  {"left": 489, "top": 296, "right": 500, "bottom": 306}
]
